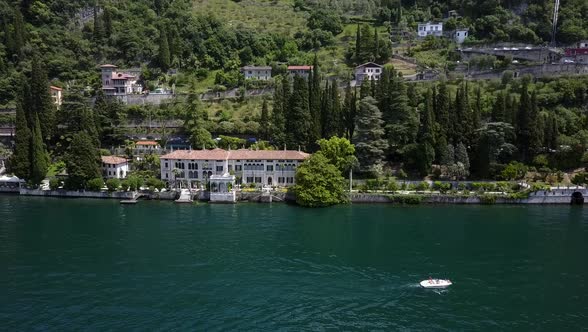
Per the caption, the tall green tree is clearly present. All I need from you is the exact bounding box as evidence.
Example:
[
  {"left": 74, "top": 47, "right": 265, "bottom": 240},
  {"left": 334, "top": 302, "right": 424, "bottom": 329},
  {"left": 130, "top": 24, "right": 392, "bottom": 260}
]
[
  {"left": 354, "top": 97, "right": 388, "bottom": 175},
  {"left": 287, "top": 75, "right": 311, "bottom": 150},
  {"left": 308, "top": 55, "right": 322, "bottom": 147},
  {"left": 259, "top": 99, "right": 270, "bottom": 140},
  {"left": 158, "top": 28, "right": 171, "bottom": 71},
  {"left": 294, "top": 152, "right": 347, "bottom": 207},
  {"left": 317, "top": 136, "right": 357, "bottom": 175},
  {"left": 434, "top": 82, "right": 451, "bottom": 142},
  {"left": 342, "top": 83, "right": 357, "bottom": 140},
  {"left": 93, "top": 7, "right": 104, "bottom": 43},
  {"left": 30, "top": 114, "right": 48, "bottom": 185},
  {"left": 29, "top": 56, "right": 55, "bottom": 140},
  {"left": 12, "top": 8, "right": 25, "bottom": 59},
  {"left": 516, "top": 85, "right": 541, "bottom": 162},
  {"left": 65, "top": 131, "right": 101, "bottom": 190},
  {"left": 103, "top": 7, "right": 113, "bottom": 37},
  {"left": 271, "top": 77, "right": 289, "bottom": 147},
  {"left": 322, "top": 81, "right": 342, "bottom": 138},
  {"left": 416, "top": 90, "right": 436, "bottom": 175},
  {"left": 10, "top": 99, "right": 31, "bottom": 180},
  {"left": 385, "top": 71, "right": 418, "bottom": 157}
]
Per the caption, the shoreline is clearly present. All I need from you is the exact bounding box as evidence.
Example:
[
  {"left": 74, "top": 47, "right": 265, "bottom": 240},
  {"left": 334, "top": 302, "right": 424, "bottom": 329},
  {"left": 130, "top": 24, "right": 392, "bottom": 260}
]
[{"left": 2, "top": 187, "right": 585, "bottom": 205}]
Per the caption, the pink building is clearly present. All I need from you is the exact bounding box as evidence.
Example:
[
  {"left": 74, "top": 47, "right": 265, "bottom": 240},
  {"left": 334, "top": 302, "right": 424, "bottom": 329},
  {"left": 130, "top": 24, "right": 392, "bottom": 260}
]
[{"left": 100, "top": 64, "right": 142, "bottom": 96}]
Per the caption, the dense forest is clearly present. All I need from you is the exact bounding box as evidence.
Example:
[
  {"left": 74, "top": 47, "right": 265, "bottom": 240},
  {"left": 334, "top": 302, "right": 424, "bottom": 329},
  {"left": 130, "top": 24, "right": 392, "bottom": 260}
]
[{"left": 1, "top": 0, "right": 588, "bottom": 188}]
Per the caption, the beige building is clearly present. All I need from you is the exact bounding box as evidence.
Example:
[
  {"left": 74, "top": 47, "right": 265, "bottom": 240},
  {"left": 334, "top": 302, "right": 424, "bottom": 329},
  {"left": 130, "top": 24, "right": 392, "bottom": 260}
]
[
  {"left": 160, "top": 148, "right": 310, "bottom": 187},
  {"left": 101, "top": 156, "right": 129, "bottom": 179},
  {"left": 50, "top": 86, "right": 63, "bottom": 107}
]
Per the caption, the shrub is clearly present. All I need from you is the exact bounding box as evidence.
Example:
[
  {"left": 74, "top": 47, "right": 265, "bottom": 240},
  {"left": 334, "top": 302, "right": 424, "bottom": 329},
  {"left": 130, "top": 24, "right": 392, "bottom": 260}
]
[
  {"left": 479, "top": 194, "right": 497, "bottom": 204},
  {"left": 571, "top": 172, "right": 588, "bottom": 186},
  {"left": 386, "top": 179, "right": 399, "bottom": 191},
  {"left": 126, "top": 175, "right": 143, "bottom": 191},
  {"left": 87, "top": 178, "right": 104, "bottom": 191},
  {"left": 121, "top": 180, "right": 130, "bottom": 191},
  {"left": 145, "top": 177, "right": 165, "bottom": 190},
  {"left": 49, "top": 178, "right": 60, "bottom": 190},
  {"left": 415, "top": 181, "right": 429, "bottom": 191},
  {"left": 106, "top": 178, "right": 120, "bottom": 192},
  {"left": 388, "top": 194, "right": 423, "bottom": 204},
  {"left": 433, "top": 181, "right": 451, "bottom": 193}
]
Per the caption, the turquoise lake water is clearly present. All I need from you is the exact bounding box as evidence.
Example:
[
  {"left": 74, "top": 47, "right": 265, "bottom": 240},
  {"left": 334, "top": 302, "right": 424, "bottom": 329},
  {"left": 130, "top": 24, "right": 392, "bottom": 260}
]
[{"left": 1, "top": 196, "right": 587, "bottom": 330}]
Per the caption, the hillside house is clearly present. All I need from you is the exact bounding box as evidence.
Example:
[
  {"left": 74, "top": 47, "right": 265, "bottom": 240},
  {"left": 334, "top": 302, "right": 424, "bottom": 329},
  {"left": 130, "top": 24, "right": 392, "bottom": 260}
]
[
  {"left": 287, "top": 65, "right": 313, "bottom": 78},
  {"left": 50, "top": 86, "right": 62, "bottom": 107},
  {"left": 100, "top": 64, "right": 143, "bottom": 97},
  {"left": 101, "top": 156, "right": 129, "bottom": 179},
  {"left": 241, "top": 66, "right": 272, "bottom": 80},
  {"left": 355, "top": 62, "right": 383, "bottom": 85},
  {"left": 160, "top": 148, "right": 310, "bottom": 188},
  {"left": 135, "top": 140, "right": 161, "bottom": 154},
  {"left": 418, "top": 22, "right": 443, "bottom": 37},
  {"left": 563, "top": 47, "right": 588, "bottom": 64},
  {"left": 452, "top": 29, "right": 469, "bottom": 44}
]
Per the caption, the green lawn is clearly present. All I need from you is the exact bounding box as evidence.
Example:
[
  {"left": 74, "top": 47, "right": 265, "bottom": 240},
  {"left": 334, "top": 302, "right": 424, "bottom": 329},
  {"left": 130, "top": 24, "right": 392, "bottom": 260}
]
[{"left": 192, "top": 0, "right": 308, "bottom": 36}]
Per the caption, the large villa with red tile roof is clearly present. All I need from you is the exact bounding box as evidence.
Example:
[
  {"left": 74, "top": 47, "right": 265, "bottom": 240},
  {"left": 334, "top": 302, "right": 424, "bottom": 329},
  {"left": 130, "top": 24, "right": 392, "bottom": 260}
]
[
  {"left": 160, "top": 148, "right": 310, "bottom": 187},
  {"left": 100, "top": 64, "right": 143, "bottom": 96}
]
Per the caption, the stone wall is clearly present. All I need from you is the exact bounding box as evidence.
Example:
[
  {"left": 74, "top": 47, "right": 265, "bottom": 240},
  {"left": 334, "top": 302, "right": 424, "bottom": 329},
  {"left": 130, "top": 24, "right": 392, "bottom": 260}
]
[{"left": 20, "top": 189, "right": 135, "bottom": 199}]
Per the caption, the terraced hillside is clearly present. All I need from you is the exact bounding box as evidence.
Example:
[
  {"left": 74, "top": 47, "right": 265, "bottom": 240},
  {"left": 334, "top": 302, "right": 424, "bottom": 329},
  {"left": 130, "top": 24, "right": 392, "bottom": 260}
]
[{"left": 192, "top": 0, "right": 308, "bottom": 35}]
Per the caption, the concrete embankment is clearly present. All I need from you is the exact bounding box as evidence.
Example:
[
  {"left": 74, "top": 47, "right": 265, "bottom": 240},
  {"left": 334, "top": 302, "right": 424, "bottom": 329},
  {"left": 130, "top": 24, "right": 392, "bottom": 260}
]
[{"left": 349, "top": 188, "right": 587, "bottom": 204}]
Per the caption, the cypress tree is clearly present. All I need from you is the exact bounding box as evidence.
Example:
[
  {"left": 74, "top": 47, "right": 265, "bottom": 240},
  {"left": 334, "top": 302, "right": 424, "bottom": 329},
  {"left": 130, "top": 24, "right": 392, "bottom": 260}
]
[
  {"left": 11, "top": 99, "right": 31, "bottom": 180},
  {"left": 29, "top": 57, "right": 55, "bottom": 140},
  {"left": 355, "top": 24, "right": 361, "bottom": 63},
  {"left": 323, "top": 81, "right": 342, "bottom": 138},
  {"left": 342, "top": 83, "right": 356, "bottom": 140},
  {"left": 516, "top": 85, "right": 540, "bottom": 162},
  {"left": 13, "top": 8, "right": 25, "bottom": 58},
  {"left": 158, "top": 28, "right": 171, "bottom": 71},
  {"left": 473, "top": 86, "right": 482, "bottom": 130},
  {"left": 373, "top": 27, "right": 379, "bottom": 61},
  {"left": 65, "top": 131, "right": 101, "bottom": 190},
  {"left": 93, "top": 7, "right": 104, "bottom": 43},
  {"left": 434, "top": 82, "right": 451, "bottom": 142},
  {"left": 416, "top": 90, "right": 436, "bottom": 175},
  {"left": 259, "top": 99, "right": 270, "bottom": 140},
  {"left": 286, "top": 75, "right": 311, "bottom": 150},
  {"left": 30, "top": 114, "right": 48, "bottom": 186},
  {"left": 359, "top": 80, "right": 371, "bottom": 99},
  {"left": 491, "top": 90, "right": 506, "bottom": 122},
  {"left": 271, "top": 77, "right": 289, "bottom": 147},
  {"left": 309, "top": 55, "right": 322, "bottom": 146},
  {"left": 103, "top": 7, "right": 113, "bottom": 37},
  {"left": 544, "top": 114, "right": 558, "bottom": 151}
]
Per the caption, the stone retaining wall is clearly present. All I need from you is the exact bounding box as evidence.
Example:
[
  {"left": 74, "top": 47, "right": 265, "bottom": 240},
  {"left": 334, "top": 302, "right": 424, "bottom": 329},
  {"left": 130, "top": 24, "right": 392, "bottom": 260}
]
[{"left": 20, "top": 189, "right": 135, "bottom": 199}]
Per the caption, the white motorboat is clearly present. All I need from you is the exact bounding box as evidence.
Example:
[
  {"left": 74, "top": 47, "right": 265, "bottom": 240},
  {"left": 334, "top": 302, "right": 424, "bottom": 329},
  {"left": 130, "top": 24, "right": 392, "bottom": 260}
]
[{"left": 420, "top": 279, "right": 452, "bottom": 288}]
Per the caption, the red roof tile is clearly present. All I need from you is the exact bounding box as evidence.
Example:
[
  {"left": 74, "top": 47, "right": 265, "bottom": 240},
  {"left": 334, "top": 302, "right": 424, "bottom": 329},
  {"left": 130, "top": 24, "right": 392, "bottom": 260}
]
[
  {"left": 287, "top": 65, "right": 313, "bottom": 70},
  {"left": 101, "top": 156, "right": 128, "bottom": 165},
  {"left": 161, "top": 149, "right": 310, "bottom": 161},
  {"left": 136, "top": 140, "right": 159, "bottom": 146},
  {"left": 49, "top": 86, "right": 63, "bottom": 91},
  {"left": 229, "top": 149, "right": 310, "bottom": 160}
]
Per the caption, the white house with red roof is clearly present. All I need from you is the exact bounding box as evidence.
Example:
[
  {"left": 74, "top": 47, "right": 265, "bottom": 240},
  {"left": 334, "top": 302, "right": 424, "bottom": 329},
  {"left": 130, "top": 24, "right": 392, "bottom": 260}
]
[
  {"left": 101, "top": 156, "right": 129, "bottom": 179},
  {"left": 100, "top": 64, "right": 143, "bottom": 96},
  {"left": 160, "top": 148, "right": 310, "bottom": 187},
  {"left": 287, "top": 65, "right": 313, "bottom": 78}
]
